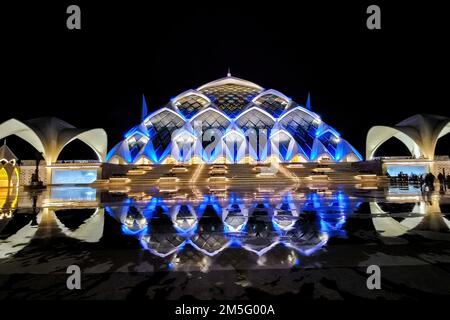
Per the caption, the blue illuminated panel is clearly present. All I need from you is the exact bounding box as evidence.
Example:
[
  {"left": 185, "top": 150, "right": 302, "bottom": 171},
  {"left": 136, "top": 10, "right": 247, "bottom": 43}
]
[
  {"left": 386, "top": 165, "right": 428, "bottom": 177},
  {"left": 50, "top": 187, "right": 97, "bottom": 201},
  {"left": 51, "top": 169, "right": 98, "bottom": 185}
]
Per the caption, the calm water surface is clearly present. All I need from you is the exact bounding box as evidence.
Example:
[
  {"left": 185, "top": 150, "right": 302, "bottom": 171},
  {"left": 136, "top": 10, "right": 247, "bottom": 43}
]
[{"left": 1, "top": 184, "right": 450, "bottom": 299}]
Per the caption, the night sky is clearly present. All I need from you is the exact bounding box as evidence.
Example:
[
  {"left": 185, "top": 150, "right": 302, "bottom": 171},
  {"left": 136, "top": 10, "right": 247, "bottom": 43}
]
[{"left": 2, "top": 1, "right": 449, "bottom": 158}]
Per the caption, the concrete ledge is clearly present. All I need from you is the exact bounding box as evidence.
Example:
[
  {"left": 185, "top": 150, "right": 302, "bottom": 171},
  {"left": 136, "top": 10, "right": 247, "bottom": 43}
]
[
  {"left": 127, "top": 169, "right": 147, "bottom": 175},
  {"left": 91, "top": 179, "right": 109, "bottom": 185},
  {"left": 137, "top": 165, "right": 153, "bottom": 170},
  {"left": 158, "top": 186, "right": 179, "bottom": 192},
  {"left": 287, "top": 164, "right": 304, "bottom": 168},
  {"left": 128, "top": 192, "right": 153, "bottom": 201},
  {"left": 210, "top": 168, "right": 227, "bottom": 175},
  {"left": 208, "top": 185, "right": 228, "bottom": 192},
  {"left": 253, "top": 165, "right": 270, "bottom": 171},
  {"left": 257, "top": 171, "right": 276, "bottom": 177},
  {"left": 171, "top": 166, "right": 188, "bottom": 173},
  {"left": 109, "top": 177, "right": 131, "bottom": 184},
  {"left": 305, "top": 175, "right": 329, "bottom": 181},
  {"left": 312, "top": 167, "right": 334, "bottom": 173},
  {"left": 108, "top": 186, "right": 131, "bottom": 193},
  {"left": 208, "top": 176, "right": 228, "bottom": 183},
  {"left": 354, "top": 174, "right": 378, "bottom": 181},
  {"left": 355, "top": 183, "right": 378, "bottom": 190},
  {"left": 211, "top": 164, "right": 228, "bottom": 169},
  {"left": 158, "top": 177, "right": 179, "bottom": 184}
]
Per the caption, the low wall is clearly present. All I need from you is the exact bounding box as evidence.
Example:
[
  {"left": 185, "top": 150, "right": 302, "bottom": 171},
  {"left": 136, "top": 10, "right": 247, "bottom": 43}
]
[
  {"left": 433, "top": 160, "right": 450, "bottom": 176},
  {"left": 19, "top": 165, "right": 48, "bottom": 185},
  {"left": 101, "top": 163, "right": 133, "bottom": 179},
  {"left": 351, "top": 160, "right": 383, "bottom": 175}
]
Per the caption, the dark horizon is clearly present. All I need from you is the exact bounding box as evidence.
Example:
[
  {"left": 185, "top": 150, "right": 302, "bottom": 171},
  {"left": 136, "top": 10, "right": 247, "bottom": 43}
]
[{"left": 2, "top": 1, "right": 449, "bottom": 157}]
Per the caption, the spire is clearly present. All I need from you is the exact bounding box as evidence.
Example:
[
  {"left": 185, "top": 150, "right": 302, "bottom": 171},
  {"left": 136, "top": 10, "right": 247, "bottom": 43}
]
[
  {"left": 141, "top": 94, "right": 148, "bottom": 122},
  {"left": 227, "top": 67, "right": 231, "bottom": 77},
  {"left": 306, "top": 92, "right": 311, "bottom": 110}
]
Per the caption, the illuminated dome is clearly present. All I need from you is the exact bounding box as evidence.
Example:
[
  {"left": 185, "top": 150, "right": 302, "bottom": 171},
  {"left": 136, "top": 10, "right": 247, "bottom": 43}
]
[{"left": 107, "top": 74, "right": 362, "bottom": 164}]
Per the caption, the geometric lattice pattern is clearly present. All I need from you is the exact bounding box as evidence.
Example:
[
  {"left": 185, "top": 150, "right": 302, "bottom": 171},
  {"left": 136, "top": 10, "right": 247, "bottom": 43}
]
[
  {"left": 107, "top": 75, "right": 362, "bottom": 164},
  {"left": 174, "top": 95, "right": 209, "bottom": 119},
  {"left": 280, "top": 109, "right": 319, "bottom": 155},
  {"left": 127, "top": 133, "right": 148, "bottom": 159},
  {"left": 146, "top": 110, "right": 185, "bottom": 158},
  {"left": 236, "top": 108, "right": 275, "bottom": 132},
  {"left": 191, "top": 110, "right": 231, "bottom": 133},
  {"left": 200, "top": 84, "right": 261, "bottom": 118},
  {"left": 254, "top": 94, "right": 289, "bottom": 118},
  {"left": 318, "top": 131, "right": 339, "bottom": 154}
]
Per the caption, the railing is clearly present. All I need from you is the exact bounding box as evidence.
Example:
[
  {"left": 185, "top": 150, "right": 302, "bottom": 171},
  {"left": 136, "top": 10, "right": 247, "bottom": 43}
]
[
  {"left": 374, "top": 156, "right": 430, "bottom": 160},
  {"left": 54, "top": 160, "right": 101, "bottom": 164},
  {"left": 17, "top": 160, "right": 102, "bottom": 166},
  {"left": 373, "top": 156, "right": 415, "bottom": 160}
]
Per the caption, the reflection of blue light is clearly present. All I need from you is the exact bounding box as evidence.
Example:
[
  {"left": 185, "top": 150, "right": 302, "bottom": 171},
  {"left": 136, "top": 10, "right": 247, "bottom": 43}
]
[
  {"left": 174, "top": 224, "right": 198, "bottom": 237},
  {"left": 121, "top": 225, "right": 148, "bottom": 236},
  {"left": 118, "top": 188, "right": 367, "bottom": 261},
  {"left": 168, "top": 262, "right": 174, "bottom": 270},
  {"left": 228, "top": 238, "right": 242, "bottom": 248},
  {"left": 145, "top": 198, "right": 169, "bottom": 218},
  {"left": 272, "top": 220, "right": 283, "bottom": 233},
  {"left": 224, "top": 222, "right": 247, "bottom": 234}
]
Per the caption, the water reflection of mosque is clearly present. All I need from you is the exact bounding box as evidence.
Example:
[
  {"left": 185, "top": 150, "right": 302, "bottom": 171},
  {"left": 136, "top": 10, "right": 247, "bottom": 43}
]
[
  {"left": 1, "top": 191, "right": 450, "bottom": 270},
  {"left": 0, "top": 187, "right": 18, "bottom": 221}
]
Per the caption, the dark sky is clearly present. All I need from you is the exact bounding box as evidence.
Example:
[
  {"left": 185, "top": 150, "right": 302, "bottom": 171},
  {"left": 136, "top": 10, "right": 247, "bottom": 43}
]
[{"left": 2, "top": 1, "right": 449, "bottom": 156}]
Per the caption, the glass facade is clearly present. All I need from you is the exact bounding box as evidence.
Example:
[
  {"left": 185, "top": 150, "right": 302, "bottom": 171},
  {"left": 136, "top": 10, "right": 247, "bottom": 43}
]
[
  {"left": 280, "top": 109, "right": 319, "bottom": 156},
  {"left": 199, "top": 84, "right": 261, "bottom": 118},
  {"left": 174, "top": 94, "right": 209, "bottom": 119},
  {"left": 145, "top": 110, "right": 185, "bottom": 159},
  {"left": 254, "top": 93, "right": 289, "bottom": 118}
]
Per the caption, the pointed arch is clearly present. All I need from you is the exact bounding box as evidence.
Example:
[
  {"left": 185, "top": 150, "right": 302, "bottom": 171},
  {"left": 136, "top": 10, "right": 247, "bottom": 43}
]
[
  {"left": 235, "top": 105, "right": 276, "bottom": 123},
  {"left": 56, "top": 129, "right": 108, "bottom": 162},
  {"left": 366, "top": 126, "right": 422, "bottom": 160},
  {"left": 0, "top": 119, "right": 47, "bottom": 162},
  {"left": 279, "top": 105, "right": 321, "bottom": 123}
]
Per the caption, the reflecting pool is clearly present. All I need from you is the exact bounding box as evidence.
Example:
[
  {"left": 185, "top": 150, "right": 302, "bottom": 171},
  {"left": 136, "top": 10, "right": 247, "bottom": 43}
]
[{"left": 1, "top": 185, "right": 450, "bottom": 299}]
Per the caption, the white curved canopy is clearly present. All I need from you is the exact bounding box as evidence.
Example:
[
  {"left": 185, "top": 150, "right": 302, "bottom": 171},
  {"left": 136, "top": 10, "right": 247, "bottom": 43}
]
[
  {"left": 0, "top": 118, "right": 108, "bottom": 164},
  {"left": 366, "top": 114, "right": 450, "bottom": 160}
]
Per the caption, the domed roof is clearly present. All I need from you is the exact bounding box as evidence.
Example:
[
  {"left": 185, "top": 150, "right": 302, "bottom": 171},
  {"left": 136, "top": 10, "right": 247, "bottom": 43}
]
[
  {"left": 169, "top": 74, "right": 294, "bottom": 120},
  {"left": 108, "top": 75, "right": 362, "bottom": 164}
]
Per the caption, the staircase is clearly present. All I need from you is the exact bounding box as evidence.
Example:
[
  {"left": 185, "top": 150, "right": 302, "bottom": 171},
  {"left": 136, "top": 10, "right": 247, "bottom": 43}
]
[
  {"left": 281, "top": 162, "right": 362, "bottom": 183},
  {"left": 102, "top": 162, "right": 378, "bottom": 190}
]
